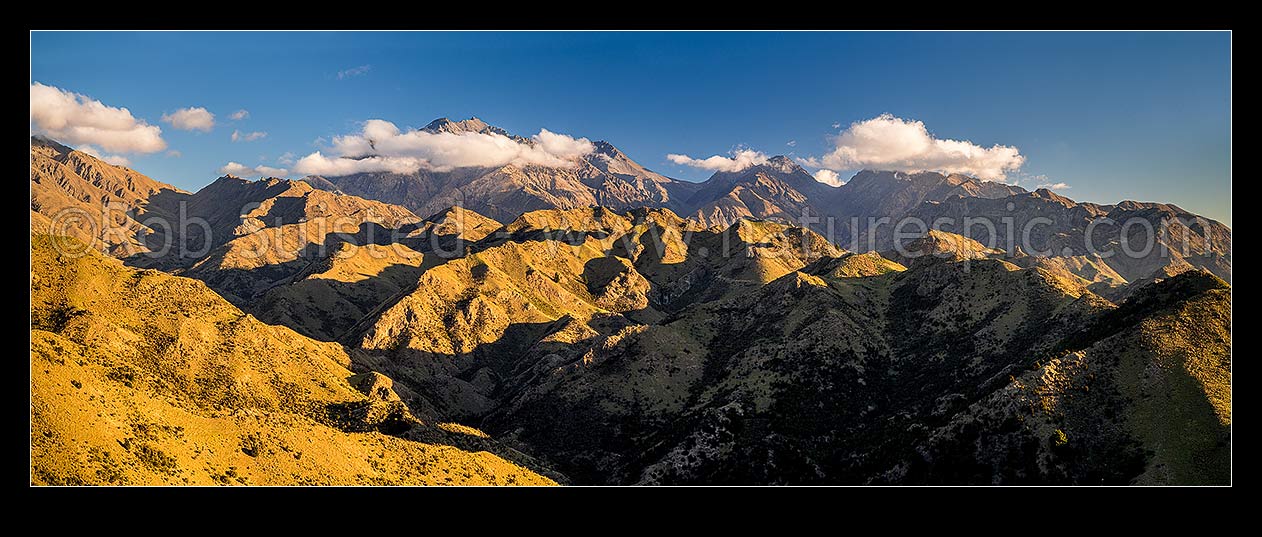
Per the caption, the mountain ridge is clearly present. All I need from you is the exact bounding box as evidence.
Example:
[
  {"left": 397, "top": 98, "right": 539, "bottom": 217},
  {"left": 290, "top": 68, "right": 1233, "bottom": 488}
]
[
  {"left": 29, "top": 133, "right": 1231, "bottom": 485},
  {"left": 30, "top": 136, "right": 185, "bottom": 256}
]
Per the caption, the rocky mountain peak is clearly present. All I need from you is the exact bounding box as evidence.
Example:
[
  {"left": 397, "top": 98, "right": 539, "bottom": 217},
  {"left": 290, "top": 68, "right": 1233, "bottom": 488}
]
[
  {"left": 846, "top": 169, "right": 903, "bottom": 185},
  {"left": 888, "top": 229, "right": 1004, "bottom": 266},
  {"left": 31, "top": 135, "right": 73, "bottom": 155},
  {"left": 592, "top": 140, "right": 624, "bottom": 158},
  {"left": 1032, "top": 187, "right": 1077, "bottom": 206},
  {"left": 764, "top": 155, "right": 801, "bottom": 174},
  {"left": 708, "top": 156, "right": 807, "bottom": 183},
  {"left": 208, "top": 174, "right": 249, "bottom": 187},
  {"left": 421, "top": 116, "right": 511, "bottom": 137},
  {"left": 1111, "top": 200, "right": 1192, "bottom": 217}
]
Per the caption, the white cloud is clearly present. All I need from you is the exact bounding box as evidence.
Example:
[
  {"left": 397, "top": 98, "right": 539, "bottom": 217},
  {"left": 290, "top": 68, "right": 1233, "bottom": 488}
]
[
  {"left": 75, "top": 145, "right": 131, "bottom": 166},
  {"left": 255, "top": 165, "right": 289, "bottom": 177},
  {"left": 532, "top": 128, "right": 596, "bottom": 158},
  {"left": 666, "top": 149, "right": 770, "bottom": 173},
  {"left": 229, "top": 109, "right": 249, "bottom": 121},
  {"left": 786, "top": 140, "right": 797, "bottom": 147},
  {"left": 1023, "top": 173, "right": 1071, "bottom": 191},
  {"left": 231, "top": 129, "right": 267, "bottom": 142},
  {"left": 219, "top": 161, "right": 289, "bottom": 178},
  {"left": 292, "top": 119, "right": 595, "bottom": 176},
  {"left": 337, "top": 65, "right": 372, "bottom": 79},
  {"left": 292, "top": 153, "right": 423, "bottom": 176},
  {"left": 166, "top": 150, "right": 182, "bottom": 158},
  {"left": 101, "top": 154, "right": 131, "bottom": 166},
  {"left": 813, "top": 169, "right": 843, "bottom": 187},
  {"left": 831, "top": 122, "right": 841, "bottom": 129},
  {"left": 277, "top": 152, "right": 296, "bottom": 165},
  {"left": 808, "top": 114, "right": 1025, "bottom": 181},
  {"left": 218, "top": 162, "right": 251, "bottom": 176},
  {"left": 161, "top": 107, "right": 215, "bottom": 132},
  {"left": 29, "top": 82, "right": 166, "bottom": 153}
]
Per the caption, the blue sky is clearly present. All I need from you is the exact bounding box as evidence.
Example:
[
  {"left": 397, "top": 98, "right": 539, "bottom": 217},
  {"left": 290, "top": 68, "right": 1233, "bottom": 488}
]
[{"left": 30, "top": 31, "right": 1231, "bottom": 224}]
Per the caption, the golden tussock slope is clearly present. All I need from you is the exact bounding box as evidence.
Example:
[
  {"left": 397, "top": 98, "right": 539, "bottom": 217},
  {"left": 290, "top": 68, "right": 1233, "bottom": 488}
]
[{"left": 30, "top": 234, "right": 554, "bottom": 486}]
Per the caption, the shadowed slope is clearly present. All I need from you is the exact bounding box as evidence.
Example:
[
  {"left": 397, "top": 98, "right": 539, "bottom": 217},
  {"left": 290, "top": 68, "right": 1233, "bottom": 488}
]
[
  {"left": 330, "top": 213, "right": 1228, "bottom": 484},
  {"left": 911, "top": 188, "right": 1232, "bottom": 283},
  {"left": 899, "top": 271, "right": 1230, "bottom": 484}
]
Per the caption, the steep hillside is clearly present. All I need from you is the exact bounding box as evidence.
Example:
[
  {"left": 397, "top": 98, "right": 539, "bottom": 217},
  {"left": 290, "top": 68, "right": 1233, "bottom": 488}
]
[
  {"left": 30, "top": 136, "right": 184, "bottom": 256},
  {"left": 482, "top": 257, "right": 1226, "bottom": 484},
  {"left": 226, "top": 206, "right": 503, "bottom": 342},
  {"left": 911, "top": 188, "right": 1232, "bottom": 283},
  {"left": 894, "top": 271, "right": 1230, "bottom": 484},
  {"left": 1008, "top": 254, "right": 1129, "bottom": 299},
  {"left": 344, "top": 208, "right": 842, "bottom": 421},
  {"left": 478, "top": 252, "right": 1110, "bottom": 484},
  {"left": 134, "top": 175, "right": 418, "bottom": 270},
  {"left": 681, "top": 156, "right": 836, "bottom": 228},
  {"left": 251, "top": 242, "right": 427, "bottom": 341},
  {"left": 112, "top": 176, "right": 422, "bottom": 307},
  {"left": 832, "top": 170, "right": 1025, "bottom": 247},
  {"left": 675, "top": 166, "right": 1027, "bottom": 250},
  {"left": 29, "top": 137, "right": 426, "bottom": 300},
  {"left": 30, "top": 234, "right": 555, "bottom": 485},
  {"left": 880, "top": 228, "right": 1005, "bottom": 267},
  {"left": 316, "top": 214, "right": 1229, "bottom": 485}
]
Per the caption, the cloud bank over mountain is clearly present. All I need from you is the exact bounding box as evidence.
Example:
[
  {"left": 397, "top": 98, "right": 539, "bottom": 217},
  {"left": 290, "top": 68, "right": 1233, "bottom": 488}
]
[
  {"left": 293, "top": 119, "right": 595, "bottom": 175},
  {"left": 667, "top": 148, "right": 770, "bottom": 172},
  {"left": 219, "top": 161, "right": 289, "bottom": 178}
]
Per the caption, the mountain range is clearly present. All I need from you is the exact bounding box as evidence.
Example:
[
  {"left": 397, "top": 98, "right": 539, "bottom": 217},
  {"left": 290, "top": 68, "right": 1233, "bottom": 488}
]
[
  {"left": 298, "top": 119, "right": 1229, "bottom": 287},
  {"left": 308, "top": 118, "right": 700, "bottom": 223},
  {"left": 29, "top": 121, "right": 1231, "bottom": 485}
]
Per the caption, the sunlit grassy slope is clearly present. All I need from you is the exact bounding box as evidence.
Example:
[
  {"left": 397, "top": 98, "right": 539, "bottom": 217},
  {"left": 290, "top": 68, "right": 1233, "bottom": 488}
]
[{"left": 30, "top": 234, "right": 554, "bottom": 486}]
